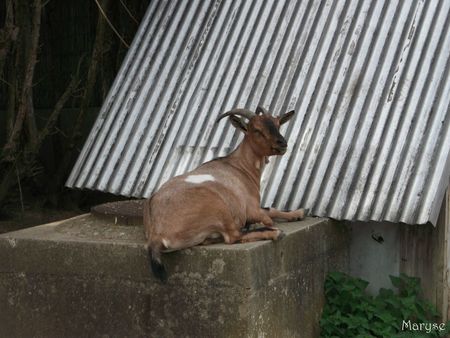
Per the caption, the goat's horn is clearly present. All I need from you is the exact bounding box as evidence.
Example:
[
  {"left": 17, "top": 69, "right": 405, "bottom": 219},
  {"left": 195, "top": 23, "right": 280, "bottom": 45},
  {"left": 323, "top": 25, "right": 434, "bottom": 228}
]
[
  {"left": 255, "top": 106, "right": 268, "bottom": 115},
  {"left": 216, "top": 109, "right": 255, "bottom": 123}
]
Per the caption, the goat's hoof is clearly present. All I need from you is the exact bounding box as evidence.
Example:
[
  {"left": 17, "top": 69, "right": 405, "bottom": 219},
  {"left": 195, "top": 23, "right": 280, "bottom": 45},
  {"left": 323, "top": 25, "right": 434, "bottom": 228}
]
[
  {"left": 291, "top": 208, "right": 308, "bottom": 221},
  {"left": 275, "top": 229, "right": 285, "bottom": 241}
]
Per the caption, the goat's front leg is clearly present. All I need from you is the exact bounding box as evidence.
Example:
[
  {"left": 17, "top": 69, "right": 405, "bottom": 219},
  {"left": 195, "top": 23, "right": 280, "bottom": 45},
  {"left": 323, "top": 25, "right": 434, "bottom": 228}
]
[
  {"left": 262, "top": 207, "right": 306, "bottom": 222},
  {"left": 247, "top": 207, "right": 306, "bottom": 230},
  {"left": 239, "top": 227, "right": 284, "bottom": 243},
  {"left": 247, "top": 209, "right": 274, "bottom": 228},
  {"left": 242, "top": 210, "right": 286, "bottom": 242}
]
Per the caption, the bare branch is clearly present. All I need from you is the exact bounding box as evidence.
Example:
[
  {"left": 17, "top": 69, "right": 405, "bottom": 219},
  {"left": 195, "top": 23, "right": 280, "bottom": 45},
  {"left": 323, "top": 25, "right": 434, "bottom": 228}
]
[
  {"left": 70, "top": 0, "right": 109, "bottom": 149},
  {"left": 119, "top": 0, "right": 139, "bottom": 25},
  {"left": 0, "top": 76, "right": 12, "bottom": 87},
  {"left": 94, "top": 0, "right": 129, "bottom": 48},
  {"left": 35, "top": 75, "right": 81, "bottom": 149},
  {"left": 25, "top": 90, "right": 38, "bottom": 146},
  {"left": 15, "top": 162, "right": 25, "bottom": 213}
]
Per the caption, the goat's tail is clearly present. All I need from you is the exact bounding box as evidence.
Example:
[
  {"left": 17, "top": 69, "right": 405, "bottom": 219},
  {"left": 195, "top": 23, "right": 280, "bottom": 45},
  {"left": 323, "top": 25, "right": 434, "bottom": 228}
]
[
  {"left": 148, "top": 243, "right": 167, "bottom": 283},
  {"left": 144, "top": 198, "right": 167, "bottom": 283}
]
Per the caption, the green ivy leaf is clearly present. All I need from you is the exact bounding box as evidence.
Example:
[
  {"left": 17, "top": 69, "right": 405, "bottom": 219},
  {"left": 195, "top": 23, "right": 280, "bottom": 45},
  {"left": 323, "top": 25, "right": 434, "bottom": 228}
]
[
  {"left": 320, "top": 272, "right": 445, "bottom": 338},
  {"left": 389, "top": 275, "right": 402, "bottom": 288}
]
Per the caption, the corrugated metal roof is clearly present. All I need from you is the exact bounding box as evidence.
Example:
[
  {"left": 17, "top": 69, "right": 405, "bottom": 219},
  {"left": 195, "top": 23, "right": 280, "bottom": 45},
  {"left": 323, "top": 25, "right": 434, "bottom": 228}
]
[{"left": 67, "top": 0, "right": 450, "bottom": 225}]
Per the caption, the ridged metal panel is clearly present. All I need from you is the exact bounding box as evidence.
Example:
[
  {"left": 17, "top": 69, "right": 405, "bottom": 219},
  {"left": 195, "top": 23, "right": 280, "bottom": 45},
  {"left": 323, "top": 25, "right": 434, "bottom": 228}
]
[{"left": 66, "top": 0, "right": 450, "bottom": 225}]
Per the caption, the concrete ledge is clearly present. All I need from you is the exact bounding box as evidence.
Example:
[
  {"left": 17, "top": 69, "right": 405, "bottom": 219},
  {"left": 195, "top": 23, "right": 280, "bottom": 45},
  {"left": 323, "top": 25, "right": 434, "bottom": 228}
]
[{"left": 0, "top": 215, "right": 349, "bottom": 337}]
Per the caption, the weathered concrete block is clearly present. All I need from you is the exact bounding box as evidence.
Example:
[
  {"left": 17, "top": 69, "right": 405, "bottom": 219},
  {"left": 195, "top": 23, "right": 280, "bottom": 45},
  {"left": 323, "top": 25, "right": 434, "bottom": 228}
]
[{"left": 0, "top": 215, "right": 349, "bottom": 337}]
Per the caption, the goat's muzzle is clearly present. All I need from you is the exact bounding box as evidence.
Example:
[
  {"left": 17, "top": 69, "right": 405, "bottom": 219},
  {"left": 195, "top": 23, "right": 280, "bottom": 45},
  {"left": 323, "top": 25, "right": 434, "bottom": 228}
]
[
  {"left": 272, "top": 139, "right": 288, "bottom": 154},
  {"left": 272, "top": 146, "right": 287, "bottom": 155}
]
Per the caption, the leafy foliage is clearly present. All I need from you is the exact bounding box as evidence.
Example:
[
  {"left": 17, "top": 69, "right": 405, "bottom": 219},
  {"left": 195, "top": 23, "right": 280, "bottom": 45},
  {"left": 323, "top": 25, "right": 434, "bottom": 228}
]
[{"left": 320, "top": 272, "right": 450, "bottom": 337}]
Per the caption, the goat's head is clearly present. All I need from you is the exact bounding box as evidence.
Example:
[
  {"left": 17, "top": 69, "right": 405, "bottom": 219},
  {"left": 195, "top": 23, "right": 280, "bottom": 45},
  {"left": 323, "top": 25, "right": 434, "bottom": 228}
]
[{"left": 216, "top": 106, "right": 295, "bottom": 156}]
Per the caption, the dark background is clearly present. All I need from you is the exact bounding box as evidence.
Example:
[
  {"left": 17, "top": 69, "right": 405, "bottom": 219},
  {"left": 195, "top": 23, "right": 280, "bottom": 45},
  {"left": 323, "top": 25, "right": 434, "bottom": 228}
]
[{"left": 0, "top": 0, "right": 149, "bottom": 230}]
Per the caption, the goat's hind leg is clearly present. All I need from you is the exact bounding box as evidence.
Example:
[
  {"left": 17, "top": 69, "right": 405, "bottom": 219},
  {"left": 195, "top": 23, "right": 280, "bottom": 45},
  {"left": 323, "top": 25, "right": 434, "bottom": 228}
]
[
  {"left": 221, "top": 224, "right": 283, "bottom": 244},
  {"left": 263, "top": 207, "right": 307, "bottom": 222}
]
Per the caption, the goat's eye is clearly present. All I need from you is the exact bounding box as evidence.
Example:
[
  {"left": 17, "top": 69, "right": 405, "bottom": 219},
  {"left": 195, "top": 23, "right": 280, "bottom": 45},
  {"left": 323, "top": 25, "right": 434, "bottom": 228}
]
[{"left": 255, "top": 129, "right": 264, "bottom": 136}]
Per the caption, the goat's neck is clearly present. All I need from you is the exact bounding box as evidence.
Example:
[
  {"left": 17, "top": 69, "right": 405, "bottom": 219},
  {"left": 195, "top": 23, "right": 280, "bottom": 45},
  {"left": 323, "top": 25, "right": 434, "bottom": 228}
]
[{"left": 230, "top": 139, "right": 265, "bottom": 187}]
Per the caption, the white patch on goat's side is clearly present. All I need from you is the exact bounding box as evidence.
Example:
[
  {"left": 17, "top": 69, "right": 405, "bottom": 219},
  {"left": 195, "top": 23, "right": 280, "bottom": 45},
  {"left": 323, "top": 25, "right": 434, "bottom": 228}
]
[{"left": 185, "top": 174, "right": 215, "bottom": 184}]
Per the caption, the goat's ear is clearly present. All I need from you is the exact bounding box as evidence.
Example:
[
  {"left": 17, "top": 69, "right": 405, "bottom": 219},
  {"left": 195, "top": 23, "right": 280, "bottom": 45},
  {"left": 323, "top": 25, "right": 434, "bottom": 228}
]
[
  {"left": 279, "top": 110, "right": 295, "bottom": 125},
  {"left": 229, "top": 115, "right": 248, "bottom": 132}
]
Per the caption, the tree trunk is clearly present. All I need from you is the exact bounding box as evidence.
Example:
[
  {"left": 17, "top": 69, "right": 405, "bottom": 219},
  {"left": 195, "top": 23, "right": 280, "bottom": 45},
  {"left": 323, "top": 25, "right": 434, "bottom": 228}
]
[
  {"left": 0, "top": 0, "right": 17, "bottom": 78},
  {"left": 0, "top": 166, "right": 15, "bottom": 208},
  {"left": 2, "top": 0, "right": 42, "bottom": 162}
]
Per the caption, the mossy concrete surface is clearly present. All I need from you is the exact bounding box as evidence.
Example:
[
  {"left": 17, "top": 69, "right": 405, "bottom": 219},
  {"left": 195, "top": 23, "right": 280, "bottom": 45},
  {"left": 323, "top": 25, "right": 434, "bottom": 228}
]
[{"left": 0, "top": 214, "right": 349, "bottom": 337}]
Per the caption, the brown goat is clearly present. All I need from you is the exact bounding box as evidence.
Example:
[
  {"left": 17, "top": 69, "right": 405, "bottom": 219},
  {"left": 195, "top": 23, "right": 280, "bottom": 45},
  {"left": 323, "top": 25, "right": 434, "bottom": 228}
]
[{"left": 144, "top": 107, "right": 305, "bottom": 282}]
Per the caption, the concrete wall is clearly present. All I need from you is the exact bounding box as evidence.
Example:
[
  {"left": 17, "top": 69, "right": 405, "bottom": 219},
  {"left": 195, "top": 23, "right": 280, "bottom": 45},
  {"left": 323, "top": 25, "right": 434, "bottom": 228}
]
[
  {"left": 0, "top": 215, "right": 349, "bottom": 337},
  {"left": 349, "top": 221, "right": 401, "bottom": 294},
  {"left": 349, "top": 192, "right": 449, "bottom": 319}
]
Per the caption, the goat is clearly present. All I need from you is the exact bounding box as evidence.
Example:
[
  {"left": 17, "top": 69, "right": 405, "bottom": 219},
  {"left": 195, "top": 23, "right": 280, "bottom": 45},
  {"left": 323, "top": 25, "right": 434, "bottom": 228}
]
[{"left": 144, "top": 106, "right": 306, "bottom": 282}]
